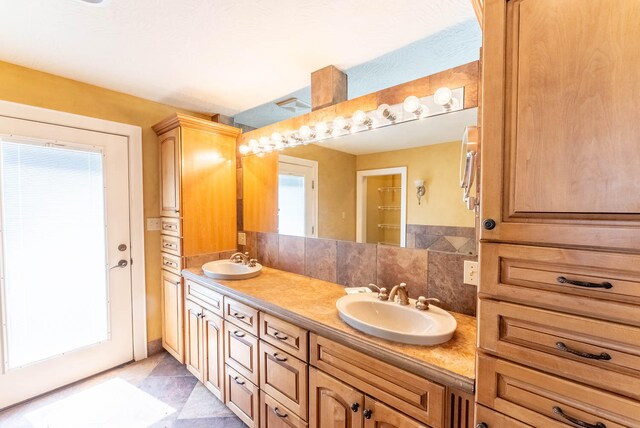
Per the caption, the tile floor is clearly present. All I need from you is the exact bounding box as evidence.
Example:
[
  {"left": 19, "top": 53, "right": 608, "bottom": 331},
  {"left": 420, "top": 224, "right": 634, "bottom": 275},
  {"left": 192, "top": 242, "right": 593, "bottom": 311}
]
[{"left": 0, "top": 352, "right": 246, "bottom": 427}]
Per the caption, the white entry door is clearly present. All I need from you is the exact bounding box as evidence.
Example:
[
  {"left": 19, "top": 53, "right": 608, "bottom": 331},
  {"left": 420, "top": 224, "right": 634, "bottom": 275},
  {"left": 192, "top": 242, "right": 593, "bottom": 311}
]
[
  {"left": 0, "top": 116, "right": 133, "bottom": 409},
  {"left": 278, "top": 155, "right": 317, "bottom": 238}
]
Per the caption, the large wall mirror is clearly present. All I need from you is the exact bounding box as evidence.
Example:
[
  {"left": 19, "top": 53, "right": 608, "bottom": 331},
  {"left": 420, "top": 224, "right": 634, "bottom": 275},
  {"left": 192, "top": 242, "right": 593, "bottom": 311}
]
[{"left": 241, "top": 106, "right": 478, "bottom": 255}]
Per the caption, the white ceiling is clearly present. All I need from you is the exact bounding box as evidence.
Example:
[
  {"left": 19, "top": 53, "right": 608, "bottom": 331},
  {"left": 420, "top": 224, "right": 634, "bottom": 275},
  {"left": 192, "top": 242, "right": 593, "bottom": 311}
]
[{"left": 0, "top": 0, "right": 476, "bottom": 116}]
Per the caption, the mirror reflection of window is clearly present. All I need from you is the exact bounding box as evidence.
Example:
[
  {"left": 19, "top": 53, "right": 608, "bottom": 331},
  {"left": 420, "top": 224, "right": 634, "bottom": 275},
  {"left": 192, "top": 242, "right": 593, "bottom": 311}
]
[{"left": 278, "top": 155, "right": 318, "bottom": 238}]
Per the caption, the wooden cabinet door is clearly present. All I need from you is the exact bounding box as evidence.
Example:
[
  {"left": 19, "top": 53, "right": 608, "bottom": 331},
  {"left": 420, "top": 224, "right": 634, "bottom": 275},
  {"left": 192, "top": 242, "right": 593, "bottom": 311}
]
[
  {"left": 184, "top": 300, "right": 204, "bottom": 381},
  {"left": 161, "top": 270, "right": 183, "bottom": 363},
  {"left": 159, "top": 127, "right": 181, "bottom": 217},
  {"left": 363, "top": 397, "right": 426, "bottom": 428},
  {"left": 203, "top": 308, "right": 225, "bottom": 401},
  {"left": 480, "top": 0, "right": 640, "bottom": 251},
  {"left": 309, "top": 367, "right": 363, "bottom": 428}
]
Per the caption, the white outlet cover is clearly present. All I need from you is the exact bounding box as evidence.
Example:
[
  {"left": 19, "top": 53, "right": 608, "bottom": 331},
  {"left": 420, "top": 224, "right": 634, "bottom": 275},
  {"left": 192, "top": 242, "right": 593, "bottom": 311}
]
[
  {"left": 146, "top": 218, "right": 161, "bottom": 231},
  {"left": 463, "top": 260, "right": 479, "bottom": 286},
  {"left": 238, "top": 232, "right": 246, "bottom": 246}
]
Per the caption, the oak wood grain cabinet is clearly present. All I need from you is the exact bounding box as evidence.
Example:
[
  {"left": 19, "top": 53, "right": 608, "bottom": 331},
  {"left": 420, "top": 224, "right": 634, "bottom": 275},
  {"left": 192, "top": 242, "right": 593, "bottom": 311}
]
[
  {"left": 226, "top": 364, "right": 260, "bottom": 427},
  {"left": 154, "top": 113, "right": 240, "bottom": 363},
  {"left": 184, "top": 297, "right": 225, "bottom": 401},
  {"left": 161, "top": 270, "right": 184, "bottom": 362},
  {"left": 309, "top": 367, "right": 363, "bottom": 428},
  {"left": 477, "top": 1, "right": 640, "bottom": 426},
  {"left": 479, "top": 0, "right": 640, "bottom": 252},
  {"left": 260, "top": 390, "right": 308, "bottom": 428}
]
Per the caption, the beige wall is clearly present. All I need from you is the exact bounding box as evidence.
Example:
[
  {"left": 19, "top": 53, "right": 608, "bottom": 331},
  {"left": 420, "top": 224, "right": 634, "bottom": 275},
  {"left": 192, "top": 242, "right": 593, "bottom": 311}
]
[
  {"left": 357, "top": 141, "right": 475, "bottom": 228},
  {"left": 285, "top": 144, "right": 356, "bottom": 241},
  {"left": 0, "top": 60, "right": 210, "bottom": 343}
]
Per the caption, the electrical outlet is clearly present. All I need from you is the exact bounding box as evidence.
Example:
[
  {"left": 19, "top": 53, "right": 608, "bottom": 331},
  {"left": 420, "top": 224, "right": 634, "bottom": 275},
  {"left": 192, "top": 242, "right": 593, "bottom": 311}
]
[
  {"left": 237, "top": 232, "right": 246, "bottom": 246},
  {"left": 146, "top": 218, "right": 161, "bottom": 231},
  {"left": 464, "top": 260, "right": 479, "bottom": 286}
]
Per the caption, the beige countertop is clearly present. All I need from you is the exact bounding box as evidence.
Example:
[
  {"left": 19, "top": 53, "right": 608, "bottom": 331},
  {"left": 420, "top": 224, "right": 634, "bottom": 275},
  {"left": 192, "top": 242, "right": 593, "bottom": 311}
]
[{"left": 183, "top": 266, "right": 476, "bottom": 392}]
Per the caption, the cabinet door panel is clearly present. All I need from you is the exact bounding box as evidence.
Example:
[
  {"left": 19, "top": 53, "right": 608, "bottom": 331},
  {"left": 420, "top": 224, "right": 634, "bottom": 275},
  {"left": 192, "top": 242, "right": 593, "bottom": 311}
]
[
  {"left": 480, "top": 0, "right": 640, "bottom": 250},
  {"left": 225, "top": 321, "right": 259, "bottom": 385},
  {"left": 260, "top": 391, "right": 308, "bottom": 428},
  {"left": 309, "top": 367, "right": 363, "bottom": 428},
  {"left": 203, "top": 309, "right": 224, "bottom": 401},
  {"left": 161, "top": 270, "right": 183, "bottom": 362},
  {"left": 226, "top": 364, "right": 260, "bottom": 428},
  {"left": 184, "top": 300, "right": 203, "bottom": 381},
  {"left": 159, "top": 127, "right": 181, "bottom": 217},
  {"left": 363, "top": 397, "right": 426, "bottom": 428}
]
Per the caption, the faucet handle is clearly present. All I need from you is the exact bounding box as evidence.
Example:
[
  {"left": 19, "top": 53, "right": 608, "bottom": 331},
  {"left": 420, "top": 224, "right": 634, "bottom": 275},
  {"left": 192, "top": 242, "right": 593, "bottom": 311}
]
[
  {"left": 416, "top": 296, "right": 440, "bottom": 311},
  {"left": 248, "top": 258, "right": 258, "bottom": 267},
  {"left": 368, "top": 283, "right": 389, "bottom": 301}
]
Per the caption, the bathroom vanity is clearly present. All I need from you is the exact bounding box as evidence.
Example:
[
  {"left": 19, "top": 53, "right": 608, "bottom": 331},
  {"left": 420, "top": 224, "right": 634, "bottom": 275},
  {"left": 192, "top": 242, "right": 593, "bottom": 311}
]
[{"left": 181, "top": 267, "right": 476, "bottom": 428}]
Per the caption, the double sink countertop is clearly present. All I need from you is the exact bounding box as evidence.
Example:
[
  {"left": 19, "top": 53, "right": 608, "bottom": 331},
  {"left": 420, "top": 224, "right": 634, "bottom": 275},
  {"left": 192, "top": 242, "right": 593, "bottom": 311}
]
[{"left": 183, "top": 266, "right": 477, "bottom": 393}]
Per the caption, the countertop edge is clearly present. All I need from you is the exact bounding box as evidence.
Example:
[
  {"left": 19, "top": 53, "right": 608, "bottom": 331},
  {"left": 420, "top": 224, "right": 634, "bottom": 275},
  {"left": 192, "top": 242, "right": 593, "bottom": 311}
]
[{"left": 182, "top": 270, "right": 475, "bottom": 393}]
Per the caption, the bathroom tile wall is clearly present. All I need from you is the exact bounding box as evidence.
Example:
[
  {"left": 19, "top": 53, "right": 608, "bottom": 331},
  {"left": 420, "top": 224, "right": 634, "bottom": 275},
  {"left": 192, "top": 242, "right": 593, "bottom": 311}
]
[
  {"left": 406, "top": 224, "right": 476, "bottom": 256},
  {"left": 241, "top": 231, "right": 477, "bottom": 316}
]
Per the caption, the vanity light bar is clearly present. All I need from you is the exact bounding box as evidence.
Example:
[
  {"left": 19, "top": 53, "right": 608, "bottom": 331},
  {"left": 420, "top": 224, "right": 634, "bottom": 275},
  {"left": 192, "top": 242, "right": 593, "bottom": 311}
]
[{"left": 238, "top": 87, "right": 465, "bottom": 156}]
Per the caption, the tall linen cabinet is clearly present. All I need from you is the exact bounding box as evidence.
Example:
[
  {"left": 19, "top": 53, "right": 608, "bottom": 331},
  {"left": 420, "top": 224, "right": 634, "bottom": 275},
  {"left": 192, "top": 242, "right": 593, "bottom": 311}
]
[
  {"left": 476, "top": 0, "right": 640, "bottom": 427},
  {"left": 153, "top": 113, "right": 240, "bottom": 362}
]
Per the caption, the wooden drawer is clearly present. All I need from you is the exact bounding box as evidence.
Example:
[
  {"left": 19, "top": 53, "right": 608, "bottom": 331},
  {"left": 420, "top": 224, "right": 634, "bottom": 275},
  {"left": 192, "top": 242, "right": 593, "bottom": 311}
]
[
  {"left": 226, "top": 364, "right": 259, "bottom": 428},
  {"left": 475, "top": 405, "right": 532, "bottom": 428},
  {"left": 161, "top": 216, "right": 181, "bottom": 237},
  {"left": 310, "top": 334, "right": 444, "bottom": 427},
  {"left": 260, "top": 391, "right": 308, "bottom": 428},
  {"left": 185, "top": 279, "right": 223, "bottom": 316},
  {"left": 225, "top": 296, "right": 259, "bottom": 336},
  {"left": 477, "top": 353, "right": 640, "bottom": 428},
  {"left": 480, "top": 243, "right": 640, "bottom": 325},
  {"left": 479, "top": 299, "right": 640, "bottom": 400},
  {"left": 260, "top": 312, "right": 308, "bottom": 362},
  {"left": 161, "top": 234, "right": 181, "bottom": 256},
  {"left": 225, "top": 320, "right": 259, "bottom": 385},
  {"left": 161, "top": 252, "right": 182, "bottom": 275},
  {"left": 259, "top": 340, "right": 308, "bottom": 420}
]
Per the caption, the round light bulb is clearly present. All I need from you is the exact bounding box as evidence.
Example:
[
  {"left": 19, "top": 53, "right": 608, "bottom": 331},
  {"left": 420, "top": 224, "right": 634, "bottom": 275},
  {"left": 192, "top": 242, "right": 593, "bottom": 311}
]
[
  {"left": 256, "top": 152, "right": 265, "bottom": 158},
  {"left": 248, "top": 139, "right": 259, "bottom": 148},
  {"left": 403, "top": 96, "right": 422, "bottom": 114},
  {"left": 352, "top": 110, "right": 371, "bottom": 126},
  {"left": 259, "top": 137, "right": 270, "bottom": 147},
  {"left": 299, "top": 125, "right": 313, "bottom": 139},
  {"left": 315, "top": 122, "right": 328, "bottom": 135},
  {"left": 376, "top": 104, "right": 395, "bottom": 121},
  {"left": 333, "top": 116, "right": 348, "bottom": 131},
  {"left": 275, "top": 140, "right": 286, "bottom": 150},
  {"left": 239, "top": 145, "right": 251, "bottom": 155},
  {"left": 271, "top": 132, "right": 282, "bottom": 144},
  {"left": 434, "top": 87, "right": 453, "bottom": 106}
]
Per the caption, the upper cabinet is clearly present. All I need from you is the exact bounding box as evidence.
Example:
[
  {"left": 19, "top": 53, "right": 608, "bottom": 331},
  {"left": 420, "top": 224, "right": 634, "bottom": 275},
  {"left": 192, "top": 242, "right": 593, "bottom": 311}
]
[
  {"left": 480, "top": 0, "right": 640, "bottom": 251},
  {"left": 154, "top": 114, "right": 241, "bottom": 256}
]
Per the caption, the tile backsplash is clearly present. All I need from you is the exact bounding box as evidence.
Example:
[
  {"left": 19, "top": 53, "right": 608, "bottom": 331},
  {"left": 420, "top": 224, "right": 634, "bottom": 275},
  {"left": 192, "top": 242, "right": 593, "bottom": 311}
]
[
  {"left": 240, "top": 231, "right": 478, "bottom": 316},
  {"left": 406, "top": 224, "right": 476, "bottom": 256}
]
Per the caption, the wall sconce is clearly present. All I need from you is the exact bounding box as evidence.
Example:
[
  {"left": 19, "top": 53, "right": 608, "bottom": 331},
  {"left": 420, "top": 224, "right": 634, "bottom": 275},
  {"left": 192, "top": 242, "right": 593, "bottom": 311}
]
[{"left": 414, "top": 179, "right": 426, "bottom": 205}]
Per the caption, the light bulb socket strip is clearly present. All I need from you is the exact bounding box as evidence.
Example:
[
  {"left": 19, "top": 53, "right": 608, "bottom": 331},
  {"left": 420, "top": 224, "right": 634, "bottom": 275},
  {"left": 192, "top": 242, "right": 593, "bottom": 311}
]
[{"left": 238, "top": 87, "right": 465, "bottom": 156}]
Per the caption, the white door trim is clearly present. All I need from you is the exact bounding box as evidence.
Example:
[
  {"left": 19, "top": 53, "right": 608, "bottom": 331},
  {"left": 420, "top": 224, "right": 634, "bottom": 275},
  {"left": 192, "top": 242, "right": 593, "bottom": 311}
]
[
  {"left": 356, "top": 166, "right": 407, "bottom": 247},
  {"left": 0, "top": 100, "right": 147, "bottom": 360}
]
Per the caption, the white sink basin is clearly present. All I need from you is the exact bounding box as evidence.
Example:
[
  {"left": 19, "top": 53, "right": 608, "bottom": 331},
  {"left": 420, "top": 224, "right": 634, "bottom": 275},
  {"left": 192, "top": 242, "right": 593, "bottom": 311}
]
[
  {"left": 336, "top": 294, "right": 457, "bottom": 345},
  {"left": 202, "top": 260, "right": 262, "bottom": 280}
]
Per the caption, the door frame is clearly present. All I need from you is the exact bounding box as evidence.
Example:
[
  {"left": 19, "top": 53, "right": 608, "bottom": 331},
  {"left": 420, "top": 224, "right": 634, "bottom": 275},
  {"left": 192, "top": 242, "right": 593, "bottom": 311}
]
[
  {"left": 356, "top": 166, "right": 407, "bottom": 247},
  {"left": 0, "top": 100, "right": 147, "bottom": 361}
]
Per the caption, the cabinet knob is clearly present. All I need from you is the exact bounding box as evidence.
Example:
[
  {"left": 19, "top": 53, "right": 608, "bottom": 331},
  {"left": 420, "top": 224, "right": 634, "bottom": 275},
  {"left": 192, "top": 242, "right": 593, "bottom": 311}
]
[
  {"left": 476, "top": 423, "right": 488, "bottom": 428},
  {"left": 363, "top": 409, "right": 372, "bottom": 419},
  {"left": 482, "top": 218, "right": 496, "bottom": 230},
  {"left": 350, "top": 403, "right": 359, "bottom": 412}
]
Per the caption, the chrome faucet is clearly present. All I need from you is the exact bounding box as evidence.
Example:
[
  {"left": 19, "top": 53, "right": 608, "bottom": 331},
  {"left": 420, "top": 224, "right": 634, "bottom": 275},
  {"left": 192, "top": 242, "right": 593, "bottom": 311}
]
[
  {"left": 388, "top": 282, "right": 410, "bottom": 305},
  {"left": 229, "top": 252, "right": 250, "bottom": 265}
]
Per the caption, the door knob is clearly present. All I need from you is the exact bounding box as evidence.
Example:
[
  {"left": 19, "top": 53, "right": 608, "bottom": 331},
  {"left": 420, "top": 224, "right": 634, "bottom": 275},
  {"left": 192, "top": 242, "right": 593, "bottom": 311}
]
[
  {"left": 482, "top": 218, "right": 496, "bottom": 230},
  {"left": 118, "top": 244, "right": 127, "bottom": 251},
  {"left": 350, "top": 403, "right": 359, "bottom": 412},
  {"left": 363, "top": 409, "right": 372, "bottom": 419}
]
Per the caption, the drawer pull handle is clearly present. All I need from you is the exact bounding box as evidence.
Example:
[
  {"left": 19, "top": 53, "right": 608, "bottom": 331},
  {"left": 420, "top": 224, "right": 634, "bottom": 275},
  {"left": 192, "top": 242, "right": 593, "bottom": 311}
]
[
  {"left": 233, "top": 376, "right": 245, "bottom": 386},
  {"left": 233, "top": 330, "right": 245, "bottom": 338},
  {"left": 556, "top": 342, "right": 611, "bottom": 361},
  {"left": 273, "top": 331, "right": 289, "bottom": 341},
  {"left": 273, "top": 353, "right": 288, "bottom": 362},
  {"left": 233, "top": 312, "right": 246, "bottom": 320},
  {"left": 553, "top": 406, "right": 606, "bottom": 428},
  {"left": 556, "top": 276, "right": 612, "bottom": 289},
  {"left": 273, "top": 407, "right": 288, "bottom": 418}
]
